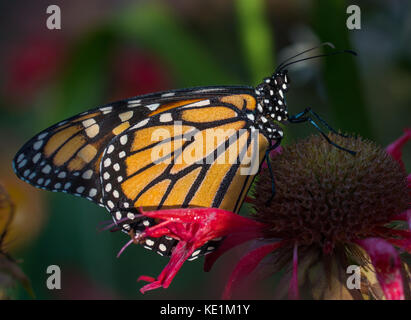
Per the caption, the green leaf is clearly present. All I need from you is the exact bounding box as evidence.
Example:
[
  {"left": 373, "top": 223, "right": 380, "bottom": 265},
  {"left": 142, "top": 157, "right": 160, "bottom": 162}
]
[
  {"left": 236, "top": 0, "right": 275, "bottom": 84},
  {"left": 311, "top": 0, "right": 373, "bottom": 138},
  {"left": 52, "top": 27, "right": 116, "bottom": 121},
  {"left": 111, "top": 3, "right": 236, "bottom": 86}
]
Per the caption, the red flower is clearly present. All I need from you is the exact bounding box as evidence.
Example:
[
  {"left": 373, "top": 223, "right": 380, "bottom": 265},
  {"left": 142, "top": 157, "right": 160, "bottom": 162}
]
[
  {"left": 3, "top": 35, "right": 64, "bottom": 106},
  {"left": 114, "top": 130, "right": 411, "bottom": 299},
  {"left": 109, "top": 50, "right": 171, "bottom": 101},
  {"left": 128, "top": 208, "right": 265, "bottom": 294}
]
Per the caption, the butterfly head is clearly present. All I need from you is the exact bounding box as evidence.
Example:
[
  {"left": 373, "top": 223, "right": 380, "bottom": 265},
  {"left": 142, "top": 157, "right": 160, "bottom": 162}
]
[{"left": 254, "top": 70, "right": 290, "bottom": 140}]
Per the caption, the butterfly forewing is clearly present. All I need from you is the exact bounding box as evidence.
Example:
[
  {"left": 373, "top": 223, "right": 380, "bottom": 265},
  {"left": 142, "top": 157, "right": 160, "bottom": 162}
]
[
  {"left": 13, "top": 86, "right": 270, "bottom": 258},
  {"left": 99, "top": 94, "right": 269, "bottom": 255},
  {"left": 12, "top": 99, "right": 154, "bottom": 206}
]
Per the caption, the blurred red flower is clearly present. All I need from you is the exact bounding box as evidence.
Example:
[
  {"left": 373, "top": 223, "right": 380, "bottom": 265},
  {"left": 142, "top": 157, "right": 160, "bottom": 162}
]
[
  {"left": 109, "top": 49, "right": 171, "bottom": 101},
  {"left": 2, "top": 35, "right": 64, "bottom": 106}
]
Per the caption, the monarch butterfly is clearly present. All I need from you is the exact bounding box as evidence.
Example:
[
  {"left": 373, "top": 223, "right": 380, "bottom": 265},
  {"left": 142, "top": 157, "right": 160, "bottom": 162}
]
[{"left": 12, "top": 43, "right": 355, "bottom": 259}]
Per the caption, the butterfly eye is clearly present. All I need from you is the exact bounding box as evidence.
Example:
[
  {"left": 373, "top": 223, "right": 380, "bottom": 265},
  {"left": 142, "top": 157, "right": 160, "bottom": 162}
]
[{"left": 274, "top": 75, "right": 284, "bottom": 87}]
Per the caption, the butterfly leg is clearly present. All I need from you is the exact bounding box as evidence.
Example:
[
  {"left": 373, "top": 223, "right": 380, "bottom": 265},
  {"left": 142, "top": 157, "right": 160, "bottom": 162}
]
[
  {"left": 265, "top": 139, "right": 281, "bottom": 206},
  {"left": 289, "top": 107, "right": 352, "bottom": 138},
  {"left": 288, "top": 108, "right": 356, "bottom": 155}
]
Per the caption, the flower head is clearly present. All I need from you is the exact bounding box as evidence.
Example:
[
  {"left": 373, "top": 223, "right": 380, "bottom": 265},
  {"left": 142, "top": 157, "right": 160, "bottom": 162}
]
[
  {"left": 254, "top": 134, "right": 409, "bottom": 250},
  {"left": 222, "top": 130, "right": 411, "bottom": 299}
]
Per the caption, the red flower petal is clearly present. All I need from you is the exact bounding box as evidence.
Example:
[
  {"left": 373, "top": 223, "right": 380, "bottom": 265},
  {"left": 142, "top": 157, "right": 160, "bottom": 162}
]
[
  {"left": 222, "top": 241, "right": 284, "bottom": 300},
  {"left": 375, "top": 227, "right": 411, "bottom": 240},
  {"left": 384, "top": 211, "right": 411, "bottom": 254},
  {"left": 288, "top": 243, "right": 299, "bottom": 300},
  {"left": 356, "top": 238, "right": 404, "bottom": 300},
  {"left": 386, "top": 128, "right": 411, "bottom": 170},
  {"left": 387, "top": 238, "right": 411, "bottom": 254},
  {"left": 392, "top": 209, "right": 411, "bottom": 231},
  {"left": 134, "top": 207, "right": 266, "bottom": 293},
  {"left": 139, "top": 241, "right": 195, "bottom": 293},
  {"left": 204, "top": 229, "right": 265, "bottom": 272},
  {"left": 390, "top": 209, "right": 411, "bottom": 226}
]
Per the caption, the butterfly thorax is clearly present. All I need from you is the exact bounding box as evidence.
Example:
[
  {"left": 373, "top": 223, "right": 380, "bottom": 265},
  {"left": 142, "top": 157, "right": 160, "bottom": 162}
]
[{"left": 254, "top": 70, "right": 290, "bottom": 140}]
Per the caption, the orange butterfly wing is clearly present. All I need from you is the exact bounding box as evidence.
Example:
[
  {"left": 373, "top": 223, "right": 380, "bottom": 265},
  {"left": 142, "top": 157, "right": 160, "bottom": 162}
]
[{"left": 100, "top": 94, "right": 269, "bottom": 227}]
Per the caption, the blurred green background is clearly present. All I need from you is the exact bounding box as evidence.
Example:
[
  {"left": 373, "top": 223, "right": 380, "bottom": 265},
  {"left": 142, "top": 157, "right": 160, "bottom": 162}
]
[{"left": 0, "top": 0, "right": 410, "bottom": 299}]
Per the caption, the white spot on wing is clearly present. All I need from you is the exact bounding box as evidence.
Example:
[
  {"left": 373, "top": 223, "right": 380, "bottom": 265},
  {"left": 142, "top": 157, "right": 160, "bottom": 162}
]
[
  {"left": 82, "top": 169, "right": 93, "bottom": 179},
  {"left": 89, "top": 188, "right": 97, "bottom": 197},
  {"left": 33, "top": 140, "right": 43, "bottom": 150},
  {"left": 159, "top": 113, "right": 172, "bottom": 123},
  {"left": 57, "top": 171, "right": 66, "bottom": 178},
  {"left": 82, "top": 118, "right": 96, "bottom": 127},
  {"left": 161, "top": 92, "right": 175, "bottom": 97},
  {"left": 42, "top": 165, "right": 51, "bottom": 174},
  {"left": 16, "top": 154, "right": 25, "bottom": 163},
  {"left": 119, "top": 111, "right": 133, "bottom": 122},
  {"left": 120, "top": 135, "right": 128, "bottom": 145},
  {"left": 104, "top": 158, "right": 111, "bottom": 167},
  {"left": 38, "top": 132, "right": 48, "bottom": 139},
  {"left": 100, "top": 106, "right": 112, "bottom": 114},
  {"left": 146, "top": 103, "right": 160, "bottom": 111},
  {"left": 85, "top": 124, "right": 100, "bottom": 138},
  {"left": 18, "top": 159, "right": 27, "bottom": 168},
  {"left": 32, "top": 153, "right": 41, "bottom": 164},
  {"left": 182, "top": 100, "right": 210, "bottom": 108},
  {"left": 131, "top": 119, "right": 149, "bottom": 130}
]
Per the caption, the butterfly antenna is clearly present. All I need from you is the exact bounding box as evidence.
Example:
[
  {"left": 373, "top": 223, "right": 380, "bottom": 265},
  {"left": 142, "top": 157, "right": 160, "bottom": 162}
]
[
  {"left": 275, "top": 42, "right": 336, "bottom": 72},
  {"left": 278, "top": 49, "right": 357, "bottom": 72}
]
